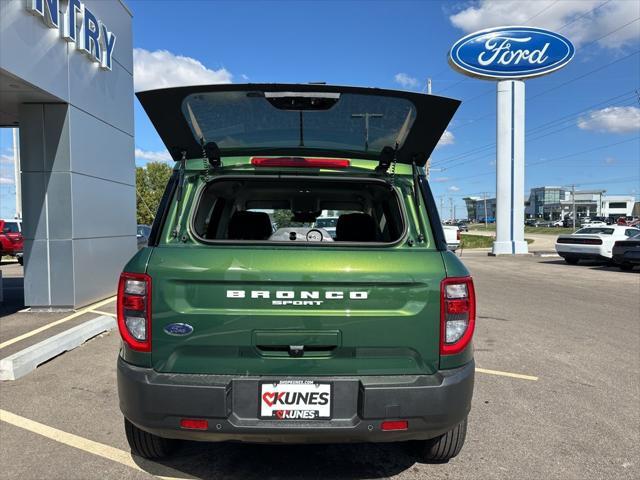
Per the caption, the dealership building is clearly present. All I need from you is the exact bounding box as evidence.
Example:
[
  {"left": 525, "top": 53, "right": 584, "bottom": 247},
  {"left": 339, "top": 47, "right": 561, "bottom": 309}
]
[
  {"left": 0, "top": 0, "right": 135, "bottom": 309},
  {"left": 464, "top": 187, "right": 636, "bottom": 222}
]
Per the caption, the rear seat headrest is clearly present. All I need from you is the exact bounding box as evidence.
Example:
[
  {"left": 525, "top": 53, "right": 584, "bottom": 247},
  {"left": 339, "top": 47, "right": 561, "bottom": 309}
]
[
  {"left": 228, "top": 211, "right": 272, "bottom": 240},
  {"left": 336, "top": 213, "right": 376, "bottom": 242}
]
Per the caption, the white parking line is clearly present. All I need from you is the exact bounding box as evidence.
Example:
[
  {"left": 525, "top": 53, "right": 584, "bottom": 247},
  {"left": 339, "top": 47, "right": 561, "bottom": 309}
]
[
  {"left": 476, "top": 367, "right": 539, "bottom": 381},
  {"left": 0, "top": 296, "right": 116, "bottom": 350},
  {"left": 0, "top": 409, "right": 192, "bottom": 480},
  {"left": 88, "top": 309, "right": 116, "bottom": 318}
]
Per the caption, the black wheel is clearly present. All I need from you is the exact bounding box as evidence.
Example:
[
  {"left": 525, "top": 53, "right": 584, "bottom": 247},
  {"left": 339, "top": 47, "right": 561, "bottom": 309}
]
[
  {"left": 17, "top": 256, "right": 23, "bottom": 266},
  {"left": 124, "top": 418, "right": 175, "bottom": 459},
  {"left": 564, "top": 256, "right": 579, "bottom": 265},
  {"left": 417, "top": 417, "right": 467, "bottom": 463},
  {"left": 619, "top": 263, "right": 633, "bottom": 271}
]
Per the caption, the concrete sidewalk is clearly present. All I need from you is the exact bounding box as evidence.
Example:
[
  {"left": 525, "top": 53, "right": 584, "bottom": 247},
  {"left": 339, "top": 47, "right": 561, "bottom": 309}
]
[{"left": 1, "top": 261, "right": 117, "bottom": 381}]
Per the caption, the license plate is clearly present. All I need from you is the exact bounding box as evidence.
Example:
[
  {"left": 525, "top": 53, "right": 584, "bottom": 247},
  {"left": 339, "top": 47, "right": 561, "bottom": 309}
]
[{"left": 259, "top": 380, "right": 332, "bottom": 420}]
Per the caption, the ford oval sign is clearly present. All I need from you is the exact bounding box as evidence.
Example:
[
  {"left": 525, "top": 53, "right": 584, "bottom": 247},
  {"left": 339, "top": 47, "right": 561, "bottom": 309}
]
[
  {"left": 163, "top": 323, "right": 194, "bottom": 336},
  {"left": 449, "top": 26, "right": 574, "bottom": 79}
]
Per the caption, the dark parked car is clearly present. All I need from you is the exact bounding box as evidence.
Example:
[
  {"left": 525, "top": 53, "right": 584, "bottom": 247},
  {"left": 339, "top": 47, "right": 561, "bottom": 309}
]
[
  {"left": 137, "top": 225, "right": 152, "bottom": 250},
  {"left": 612, "top": 230, "right": 640, "bottom": 271},
  {"left": 456, "top": 222, "right": 469, "bottom": 232}
]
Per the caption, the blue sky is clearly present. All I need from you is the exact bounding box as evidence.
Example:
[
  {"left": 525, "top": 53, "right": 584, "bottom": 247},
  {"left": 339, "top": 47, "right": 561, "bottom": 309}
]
[{"left": 2, "top": 0, "right": 639, "bottom": 219}]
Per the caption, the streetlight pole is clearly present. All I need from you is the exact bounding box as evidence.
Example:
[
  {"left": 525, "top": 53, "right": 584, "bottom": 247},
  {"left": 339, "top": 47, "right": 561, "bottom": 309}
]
[
  {"left": 483, "top": 192, "right": 488, "bottom": 228},
  {"left": 571, "top": 185, "right": 576, "bottom": 230}
]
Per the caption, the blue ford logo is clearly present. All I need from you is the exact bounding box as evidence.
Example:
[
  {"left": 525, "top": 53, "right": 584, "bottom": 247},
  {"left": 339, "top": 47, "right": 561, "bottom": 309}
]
[
  {"left": 449, "top": 26, "right": 575, "bottom": 79},
  {"left": 163, "top": 323, "right": 194, "bottom": 336}
]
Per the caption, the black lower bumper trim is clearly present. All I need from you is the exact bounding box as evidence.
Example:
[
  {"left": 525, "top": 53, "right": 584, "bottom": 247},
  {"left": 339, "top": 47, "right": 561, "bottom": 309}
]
[{"left": 117, "top": 357, "right": 474, "bottom": 443}]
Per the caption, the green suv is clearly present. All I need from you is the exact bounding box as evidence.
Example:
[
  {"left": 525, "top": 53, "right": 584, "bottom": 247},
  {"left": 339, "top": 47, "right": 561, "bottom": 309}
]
[{"left": 117, "top": 84, "right": 475, "bottom": 462}]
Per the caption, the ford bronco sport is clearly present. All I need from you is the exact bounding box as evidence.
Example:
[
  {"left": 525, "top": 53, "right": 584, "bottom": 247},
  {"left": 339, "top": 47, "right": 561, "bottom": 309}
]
[{"left": 118, "top": 84, "right": 475, "bottom": 462}]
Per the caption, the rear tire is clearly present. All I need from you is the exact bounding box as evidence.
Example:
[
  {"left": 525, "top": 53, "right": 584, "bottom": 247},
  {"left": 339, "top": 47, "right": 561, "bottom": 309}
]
[
  {"left": 417, "top": 417, "right": 467, "bottom": 463},
  {"left": 619, "top": 263, "right": 633, "bottom": 271},
  {"left": 564, "top": 256, "right": 579, "bottom": 265},
  {"left": 124, "top": 418, "right": 175, "bottom": 459}
]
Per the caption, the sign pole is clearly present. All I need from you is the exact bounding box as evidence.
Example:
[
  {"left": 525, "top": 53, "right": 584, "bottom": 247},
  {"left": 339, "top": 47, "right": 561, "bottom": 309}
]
[
  {"left": 449, "top": 25, "right": 574, "bottom": 255},
  {"left": 492, "top": 80, "right": 528, "bottom": 255}
]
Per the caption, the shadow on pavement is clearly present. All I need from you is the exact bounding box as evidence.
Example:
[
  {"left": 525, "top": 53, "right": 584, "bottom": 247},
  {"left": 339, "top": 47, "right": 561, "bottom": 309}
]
[
  {"left": 134, "top": 441, "right": 427, "bottom": 480},
  {"left": 539, "top": 259, "right": 638, "bottom": 273},
  {"left": 0, "top": 276, "right": 25, "bottom": 316}
]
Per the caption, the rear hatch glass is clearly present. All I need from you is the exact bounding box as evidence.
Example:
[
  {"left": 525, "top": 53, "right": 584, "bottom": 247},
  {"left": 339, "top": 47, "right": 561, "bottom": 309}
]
[{"left": 136, "top": 84, "right": 460, "bottom": 165}]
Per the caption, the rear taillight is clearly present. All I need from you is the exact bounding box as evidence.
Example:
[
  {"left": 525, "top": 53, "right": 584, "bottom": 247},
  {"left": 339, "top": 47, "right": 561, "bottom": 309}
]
[
  {"left": 456, "top": 230, "right": 461, "bottom": 241},
  {"left": 117, "top": 272, "right": 151, "bottom": 352},
  {"left": 440, "top": 276, "right": 476, "bottom": 355},
  {"left": 251, "top": 157, "right": 350, "bottom": 168}
]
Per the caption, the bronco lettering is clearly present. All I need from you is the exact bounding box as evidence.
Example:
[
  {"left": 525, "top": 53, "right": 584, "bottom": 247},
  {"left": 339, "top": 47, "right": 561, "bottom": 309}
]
[{"left": 226, "top": 289, "right": 369, "bottom": 306}]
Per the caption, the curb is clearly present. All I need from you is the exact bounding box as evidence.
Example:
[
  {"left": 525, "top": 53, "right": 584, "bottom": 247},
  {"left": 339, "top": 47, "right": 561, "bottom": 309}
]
[{"left": 0, "top": 316, "right": 116, "bottom": 381}]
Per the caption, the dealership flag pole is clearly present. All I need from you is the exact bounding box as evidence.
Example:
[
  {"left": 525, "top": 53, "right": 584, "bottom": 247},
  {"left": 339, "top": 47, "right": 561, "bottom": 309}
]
[
  {"left": 12, "top": 128, "right": 21, "bottom": 220},
  {"left": 492, "top": 80, "right": 528, "bottom": 255}
]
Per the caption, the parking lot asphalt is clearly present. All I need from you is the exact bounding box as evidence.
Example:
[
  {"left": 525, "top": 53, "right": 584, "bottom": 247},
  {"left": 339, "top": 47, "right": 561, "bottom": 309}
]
[{"left": 1, "top": 253, "right": 638, "bottom": 480}]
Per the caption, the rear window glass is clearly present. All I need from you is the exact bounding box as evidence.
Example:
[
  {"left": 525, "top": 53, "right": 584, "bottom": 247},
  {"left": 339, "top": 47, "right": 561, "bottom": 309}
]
[
  {"left": 181, "top": 91, "right": 416, "bottom": 156},
  {"left": 191, "top": 178, "right": 404, "bottom": 244},
  {"left": 576, "top": 228, "right": 614, "bottom": 235}
]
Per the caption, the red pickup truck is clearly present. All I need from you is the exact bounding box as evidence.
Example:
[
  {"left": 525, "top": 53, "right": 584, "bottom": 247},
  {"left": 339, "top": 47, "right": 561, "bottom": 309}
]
[{"left": 0, "top": 219, "right": 23, "bottom": 264}]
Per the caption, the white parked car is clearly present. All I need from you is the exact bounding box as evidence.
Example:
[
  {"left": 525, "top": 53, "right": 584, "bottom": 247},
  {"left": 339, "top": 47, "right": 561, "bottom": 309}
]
[
  {"left": 312, "top": 216, "right": 338, "bottom": 239},
  {"left": 442, "top": 225, "right": 460, "bottom": 251},
  {"left": 581, "top": 221, "right": 607, "bottom": 228},
  {"left": 555, "top": 225, "right": 640, "bottom": 264}
]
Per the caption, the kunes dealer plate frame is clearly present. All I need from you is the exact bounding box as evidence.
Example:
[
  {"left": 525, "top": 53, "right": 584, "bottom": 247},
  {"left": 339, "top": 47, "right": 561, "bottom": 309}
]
[{"left": 258, "top": 380, "right": 334, "bottom": 420}]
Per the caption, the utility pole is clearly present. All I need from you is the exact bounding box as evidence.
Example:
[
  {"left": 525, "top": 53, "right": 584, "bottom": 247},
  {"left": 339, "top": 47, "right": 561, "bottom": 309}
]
[
  {"left": 483, "top": 192, "right": 488, "bottom": 228},
  {"left": 440, "top": 196, "right": 445, "bottom": 221},
  {"left": 571, "top": 185, "right": 576, "bottom": 230},
  {"left": 427, "top": 78, "right": 432, "bottom": 94},
  {"left": 351, "top": 113, "right": 383, "bottom": 151},
  {"left": 449, "top": 197, "right": 454, "bottom": 222}
]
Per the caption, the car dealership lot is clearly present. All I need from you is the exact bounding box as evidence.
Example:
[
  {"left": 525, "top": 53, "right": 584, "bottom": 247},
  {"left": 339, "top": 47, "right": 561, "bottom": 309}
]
[{"left": 1, "top": 253, "right": 638, "bottom": 480}]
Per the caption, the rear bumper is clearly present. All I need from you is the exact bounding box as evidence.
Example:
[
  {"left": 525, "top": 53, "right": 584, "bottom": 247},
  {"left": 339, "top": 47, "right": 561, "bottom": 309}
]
[
  {"left": 558, "top": 252, "right": 610, "bottom": 262},
  {"left": 556, "top": 246, "right": 610, "bottom": 261},
  {"left": 117, "top": 357, "right": 474, "bottom": 443},
  {"left": 613, "top": 249, "right": 640, "bottom": 265}
]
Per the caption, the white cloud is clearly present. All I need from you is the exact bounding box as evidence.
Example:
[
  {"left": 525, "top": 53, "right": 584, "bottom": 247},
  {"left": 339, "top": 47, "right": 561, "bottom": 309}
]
[
  {"left": 604, "top": 156, "right": 616, "bottom": 165},
  {"left": 0, "top": 176, "right": 14, "bottom": 185},
  {"left": 449, "top": 0, "right": 640, "bottom": 48},
  {"left": 432, "top": 176, "right": 451, "bottom": 183},
  {"left": 394, "top": 73, "right": 420, "bottom": 89},
  {"left": 449, "top": 185, "right": 461, "bottom": 192},
  {"left": 133, "top": 48, "right": 233, "bottom": 91},
  {"left": 577, "top": 106, "right": 640, "bottom": 133},
  {"left": 135, "top": 148, "right": 172, "bottom": 163},
  {"left": 436, "top": 130, "right": 455, "bottom": 148},
  {"left": 0, "top": 153, "right": 13, "bottom": 164}
]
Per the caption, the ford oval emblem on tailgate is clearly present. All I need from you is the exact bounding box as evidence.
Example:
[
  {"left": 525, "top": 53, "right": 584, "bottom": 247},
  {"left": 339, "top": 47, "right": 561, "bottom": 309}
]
[{"left": 163, "top": 323, "right": 194, "bottom": 336}]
